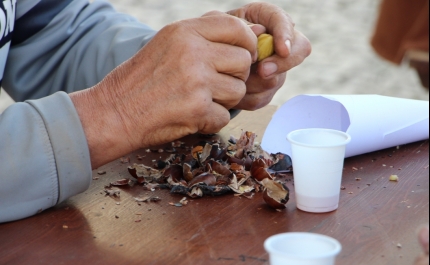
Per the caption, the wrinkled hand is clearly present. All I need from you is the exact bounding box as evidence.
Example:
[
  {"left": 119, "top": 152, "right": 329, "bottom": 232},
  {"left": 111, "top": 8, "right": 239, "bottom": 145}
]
[
  {"left": 70, "top": 16, "right": 258, "bottom": 168},
  {"left": 226, "top": 3, "right": 312, "bottom": 110}
]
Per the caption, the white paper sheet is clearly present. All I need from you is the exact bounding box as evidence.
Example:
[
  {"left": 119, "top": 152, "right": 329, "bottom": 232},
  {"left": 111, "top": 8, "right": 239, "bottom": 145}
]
[{"left": 261, "top": 95, "right": 429, "bottom": 158}]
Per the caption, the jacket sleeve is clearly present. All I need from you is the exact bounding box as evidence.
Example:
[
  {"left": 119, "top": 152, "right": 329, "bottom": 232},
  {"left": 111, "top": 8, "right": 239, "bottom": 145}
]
[
  {"left": 4, "top": 0, "right": 157, "bottom": 101},
  {"left": 0, "top": 0, "right": 157, "bottom": 222},
  {"left": 0, "top": 92, "right": 91, "bottom": 223},
  {"left": 0, "top": 0, "right": 241, "bottom": 223}
]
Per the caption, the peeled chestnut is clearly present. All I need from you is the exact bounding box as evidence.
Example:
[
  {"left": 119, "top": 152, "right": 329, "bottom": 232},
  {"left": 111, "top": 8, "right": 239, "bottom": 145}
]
[
  {"left": 262, "top": 178, "right": 289, "bottom": 209},
  {"left": 257, "top": 33, "right": 274, "bottom": 61}
]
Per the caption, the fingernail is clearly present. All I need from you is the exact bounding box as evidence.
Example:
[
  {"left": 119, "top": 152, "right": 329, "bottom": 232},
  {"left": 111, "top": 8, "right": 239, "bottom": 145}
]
[
  {"left": 285, "top": 40, "right": 292, "bottom": 55},
  {"left": 263, "top": 62, "right": 278, "bottom": 77}
]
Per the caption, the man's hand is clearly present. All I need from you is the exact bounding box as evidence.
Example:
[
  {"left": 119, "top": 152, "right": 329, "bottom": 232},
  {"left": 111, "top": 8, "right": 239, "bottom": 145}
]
[
  {"left": 226, "top": 3, "right": 312, "bottom": 110},
  {"left": 70, "top": 3, "right": 311, "bottom": 169},
  {"left": 70, "top": 15, "right": 258, "bottom": 168}
]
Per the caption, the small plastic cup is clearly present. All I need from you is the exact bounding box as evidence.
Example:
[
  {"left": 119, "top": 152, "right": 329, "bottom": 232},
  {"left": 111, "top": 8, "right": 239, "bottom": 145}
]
[
  {"left": 264, "top": 232, "right": 342, "bottom": 265},
  {"left": 287, "top": 128, "right": 351, "bottom": 213}
]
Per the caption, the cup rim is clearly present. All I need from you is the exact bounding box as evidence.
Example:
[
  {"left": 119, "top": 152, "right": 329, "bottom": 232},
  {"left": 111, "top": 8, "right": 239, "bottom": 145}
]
[
  {"left": 264, "top": 232, "right": 342, "bottom": 259},
  {"left": 287, "top": 128, "right": 351, "bottom": 148}
]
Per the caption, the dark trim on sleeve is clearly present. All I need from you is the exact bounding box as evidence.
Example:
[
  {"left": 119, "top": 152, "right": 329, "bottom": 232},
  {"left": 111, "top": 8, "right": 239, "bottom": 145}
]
[{"left": 11, "top": 0, "right": 75, "bottom": 46}]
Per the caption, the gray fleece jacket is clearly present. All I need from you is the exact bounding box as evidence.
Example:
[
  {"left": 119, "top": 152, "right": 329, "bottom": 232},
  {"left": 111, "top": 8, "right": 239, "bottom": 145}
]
[{"left": 0, "top": 0, "right": 156, "bottom": 223}]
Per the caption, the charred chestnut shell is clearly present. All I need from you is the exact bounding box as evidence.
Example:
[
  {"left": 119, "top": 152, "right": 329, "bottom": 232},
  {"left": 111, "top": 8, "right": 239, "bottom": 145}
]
[{"left": 262, "top": 178, "right": 290, "bottom": 209}]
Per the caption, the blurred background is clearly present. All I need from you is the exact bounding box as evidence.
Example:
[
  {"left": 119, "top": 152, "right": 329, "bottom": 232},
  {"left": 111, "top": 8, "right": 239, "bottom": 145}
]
[{"left": 1, "top": 0, "right": 428, "bottom": 112}]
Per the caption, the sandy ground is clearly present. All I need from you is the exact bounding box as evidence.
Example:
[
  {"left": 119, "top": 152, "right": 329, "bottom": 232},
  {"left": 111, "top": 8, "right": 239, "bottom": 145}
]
[{"left": 1, "top": 0, "right": 428, "bottom": 112}]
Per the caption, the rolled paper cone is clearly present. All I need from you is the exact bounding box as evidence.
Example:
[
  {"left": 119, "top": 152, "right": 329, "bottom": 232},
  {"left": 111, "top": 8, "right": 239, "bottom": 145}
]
[{"left": 261, "top": 95, "right": 429, "bottom": 158}]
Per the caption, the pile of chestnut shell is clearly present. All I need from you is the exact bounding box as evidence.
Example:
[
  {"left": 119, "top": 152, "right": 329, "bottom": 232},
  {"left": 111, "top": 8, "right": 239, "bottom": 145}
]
[{"left": 127, "top": 131, "right": 292, "bottom": 209}]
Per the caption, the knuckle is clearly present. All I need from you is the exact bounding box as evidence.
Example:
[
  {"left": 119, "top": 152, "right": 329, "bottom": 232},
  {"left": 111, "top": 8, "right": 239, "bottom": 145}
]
[
  {"left": 226, "top": 16, "right": 246, "bottom": 32},
  {"left": 296, "top": 32, "right": 312, "bottom": 58},
  {"left": 246, "top": 101, "right": 261, "bottom": 111},
  {"left": 211, "top": 80, "right": 246, "bottom": 111},
  {"left": 190, "top": 71, "right": 209, "bottom": 89},
  {"left": 203, "top": 10, "right": 224, "bottom": 17},
  {"left": 218, "top": 114, "right": 231, "bottom": 128},
  {"left": 265, "top": 77, "right": 279, "bottom": 90},
  {"left": 214, "top": 114, "right": 231, "bottom": 132},
  {"left": 241, "top": 49, "right": 254, "bottom": 67},
  {"left": 246, "top": 97, "right": 270, "bottom": 111},
  {"left": 235, "top": 51, "right": 253, "bottom": 79},
  {"left": 229, "top": 82, "right": 247, "bottom": 102},
  {"left": 162, "top": 21, "right": 185, "bottom": 37},
  {"left": 191, "top": 92, "right": 212, "bottom": 113},
  {"left": 200, "top": 111, "right": 230, "bottom": 134},
  {"left": 304, "top": 41, "right": 312, "bottom": 57}
]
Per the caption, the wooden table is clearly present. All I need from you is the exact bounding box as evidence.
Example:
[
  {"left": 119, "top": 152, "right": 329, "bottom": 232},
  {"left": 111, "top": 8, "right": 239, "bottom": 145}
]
[{"left": 1, "top": 105, "right": 428, "bottom": 265}]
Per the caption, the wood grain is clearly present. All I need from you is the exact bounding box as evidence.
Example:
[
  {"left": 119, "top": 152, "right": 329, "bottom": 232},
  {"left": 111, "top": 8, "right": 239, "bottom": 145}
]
[{"left": 0, "top": 105, "right": 428, "bottom": 265}]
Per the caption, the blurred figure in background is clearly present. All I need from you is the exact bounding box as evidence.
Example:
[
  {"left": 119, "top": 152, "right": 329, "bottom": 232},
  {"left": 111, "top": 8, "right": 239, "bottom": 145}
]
[
  {"left": 371, "top": 0, "right": 429, "bottom": 88},
  {"left": 372, "top": 2, "right": 429, "bottom": 264}
]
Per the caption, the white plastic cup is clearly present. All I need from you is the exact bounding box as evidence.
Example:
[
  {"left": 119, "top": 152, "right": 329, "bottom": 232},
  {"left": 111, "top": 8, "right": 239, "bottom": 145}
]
[
  {"left": 287, "top": 128, "right": 351, "bottom": 213},
  {"left": 264, "top": 232, "right": 342, "bottom": 265}
]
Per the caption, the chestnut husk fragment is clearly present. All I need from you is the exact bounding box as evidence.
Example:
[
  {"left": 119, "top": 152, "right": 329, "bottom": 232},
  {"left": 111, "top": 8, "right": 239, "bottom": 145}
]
[
  {"left": 153, "top": 159, "right": 168, "bottom": 169},
  {"left": 253, "top": 167, "right": 273, "bottom": 182},
  {"left": 268, "top": 153, "right": 293, "bottom": 172},
  {"left": 210, "top": 143, "right": 225, "bottom": 160},
  {"left": 261, "top": 178, "right": 290, "bottom": 209},
  {"left": 210, "top": 160, "right": 231, "bottom": 177},
  {"left": 127, "top": 167, "right": 145, "bottom": 184},
  {"left": 128, "top": 163, "right": 163, "bottom": 183},
  {"left": 163, "top": 164, "right": 183, "bottom": 182},
  {"left": 170, "top": 185, "right": 189, "bottom": 195},
  {"left": 182, "top": 163, "right": 194, "bottom": 182},
  {"left": 251, "top": 158, "right": 268, "bottom": 176},
  {"left": 104, "top": 187, "right": 121, "bottom": 197},
  {"left": 227, "top": 155, "right": 245, "bottom": 166},
  {"left": 188, "top": 172, "right": 217, "bottom": 187},
  {"left": 125, "top": 131, "right": 291, "bottom": 207},
  {"left": 198, "top": 184, "right": 232, "bottom": 196},
  {"left": 214, "top": 174, "right": 231, "bottom": 186},
  {"left": 110, "top": 178, "right": 131, "bottom": 186}
]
